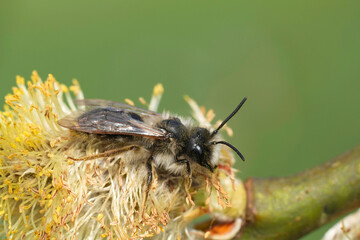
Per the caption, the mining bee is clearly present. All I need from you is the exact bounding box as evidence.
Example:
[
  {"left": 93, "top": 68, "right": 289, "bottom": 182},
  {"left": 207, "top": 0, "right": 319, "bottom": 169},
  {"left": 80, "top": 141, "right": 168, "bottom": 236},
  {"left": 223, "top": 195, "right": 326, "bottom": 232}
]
[{"left": 58, "top": 97, "right": 247, "bottom": 202}]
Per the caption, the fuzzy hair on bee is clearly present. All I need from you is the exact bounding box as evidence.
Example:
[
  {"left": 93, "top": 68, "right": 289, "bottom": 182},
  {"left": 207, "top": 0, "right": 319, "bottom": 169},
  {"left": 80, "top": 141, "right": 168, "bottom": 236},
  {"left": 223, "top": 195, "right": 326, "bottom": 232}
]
[{"left": 58, "top": 97, "right": 247, "bottom": 200}]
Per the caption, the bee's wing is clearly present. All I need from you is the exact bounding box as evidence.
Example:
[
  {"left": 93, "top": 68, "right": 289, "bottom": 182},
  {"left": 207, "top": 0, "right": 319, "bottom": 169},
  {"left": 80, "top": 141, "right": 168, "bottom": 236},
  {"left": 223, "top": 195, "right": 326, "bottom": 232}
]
[
  {"left": 76, "top": 99, "right": 159, "bottom": 116},
  {"left": 58, "top": 106, "right": 165, "bottom": 139}
]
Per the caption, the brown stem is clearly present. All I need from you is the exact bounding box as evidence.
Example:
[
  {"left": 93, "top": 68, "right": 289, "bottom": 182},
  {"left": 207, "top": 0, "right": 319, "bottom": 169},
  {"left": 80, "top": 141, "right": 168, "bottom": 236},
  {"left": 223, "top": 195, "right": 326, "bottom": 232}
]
[{"left": 238, "top": 146, "right": 360, "bottom": 239}]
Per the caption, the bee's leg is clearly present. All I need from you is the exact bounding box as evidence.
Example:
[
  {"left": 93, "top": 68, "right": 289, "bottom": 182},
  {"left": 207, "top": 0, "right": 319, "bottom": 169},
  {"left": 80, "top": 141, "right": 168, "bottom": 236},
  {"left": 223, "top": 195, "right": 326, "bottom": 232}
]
[
  {"left": 175, "top": 156, "right": 191, "bottom": 176},
  {"left": 146, "top": 156, "right": 153, "bottom": 193},
  {"left": 68, "top": 145, "right": 138, "bottom": 161},
  {"left": 175, "top": 156, "right": 194, "bottom": 206},
  {"left": 142, "top": 155, "right": 153, "bottom": 215}
]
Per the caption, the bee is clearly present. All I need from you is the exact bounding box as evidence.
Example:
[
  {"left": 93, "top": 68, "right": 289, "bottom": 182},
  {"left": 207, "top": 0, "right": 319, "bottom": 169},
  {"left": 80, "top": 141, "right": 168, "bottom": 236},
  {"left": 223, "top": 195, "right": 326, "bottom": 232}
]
[{"left": 58, "top": 97, "right": 247, "bottom": 199}]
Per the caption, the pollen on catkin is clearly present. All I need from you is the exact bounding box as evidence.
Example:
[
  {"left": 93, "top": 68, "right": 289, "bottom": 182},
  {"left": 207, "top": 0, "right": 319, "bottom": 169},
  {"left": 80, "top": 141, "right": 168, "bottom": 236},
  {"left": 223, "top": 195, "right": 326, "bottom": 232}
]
[{"left": 0, "top": 72, "right": 245, "bottom": 240}]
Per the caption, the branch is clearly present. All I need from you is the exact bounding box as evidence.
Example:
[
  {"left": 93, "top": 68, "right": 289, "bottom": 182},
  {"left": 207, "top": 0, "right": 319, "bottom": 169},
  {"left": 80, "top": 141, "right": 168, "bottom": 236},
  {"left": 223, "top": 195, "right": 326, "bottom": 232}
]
[{"left": 238, "top": 145, "right": 360, "bottom": 239}]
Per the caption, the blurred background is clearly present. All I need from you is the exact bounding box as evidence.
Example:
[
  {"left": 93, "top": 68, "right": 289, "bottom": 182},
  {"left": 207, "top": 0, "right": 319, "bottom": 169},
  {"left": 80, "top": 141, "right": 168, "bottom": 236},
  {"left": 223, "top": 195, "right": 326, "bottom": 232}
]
[{"left": 1, "top": 0, "right": 359, "bottom": 238}]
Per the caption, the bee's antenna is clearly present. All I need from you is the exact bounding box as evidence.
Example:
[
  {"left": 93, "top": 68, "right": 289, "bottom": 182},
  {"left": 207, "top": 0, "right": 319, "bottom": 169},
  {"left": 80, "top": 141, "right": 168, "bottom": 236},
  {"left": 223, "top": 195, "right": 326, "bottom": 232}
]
[
  {"left": 211, "top": 141, "right": 245, "bottom": 161},
  {"left": 211, "top": 97, "right": 247, "bottom": 137}
]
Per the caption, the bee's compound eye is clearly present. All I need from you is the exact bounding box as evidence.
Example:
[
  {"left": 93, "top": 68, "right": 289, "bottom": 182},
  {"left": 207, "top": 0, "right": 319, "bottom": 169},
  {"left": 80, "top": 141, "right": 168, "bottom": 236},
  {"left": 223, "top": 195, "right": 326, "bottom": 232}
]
[{"left": 192, "top": 144, "right": 203, "bottom": 156}]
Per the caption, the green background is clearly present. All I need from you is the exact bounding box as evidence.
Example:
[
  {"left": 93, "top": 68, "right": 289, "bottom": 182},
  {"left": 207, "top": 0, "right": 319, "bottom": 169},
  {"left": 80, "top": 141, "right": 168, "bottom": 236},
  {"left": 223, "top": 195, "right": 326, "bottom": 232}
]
[{"left": 1, "top": 1, "right": 359, "bottom": 239}]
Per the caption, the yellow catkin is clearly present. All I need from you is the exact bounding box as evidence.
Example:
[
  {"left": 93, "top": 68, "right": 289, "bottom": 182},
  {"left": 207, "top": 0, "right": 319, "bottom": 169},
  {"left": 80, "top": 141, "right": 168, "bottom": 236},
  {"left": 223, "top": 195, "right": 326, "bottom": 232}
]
[{"left": 0, "top": 72, "right": 242, "bottom": 240}]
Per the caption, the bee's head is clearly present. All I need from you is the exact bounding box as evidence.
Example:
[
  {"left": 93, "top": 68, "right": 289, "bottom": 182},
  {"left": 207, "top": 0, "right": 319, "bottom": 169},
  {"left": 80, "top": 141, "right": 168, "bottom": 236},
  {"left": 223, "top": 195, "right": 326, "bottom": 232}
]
[
  {"left": 189, "top": 97, "right": 248, "bottom": 172},
  {"left": 187, "top": 127, "right": 215, "bottom": 172}
]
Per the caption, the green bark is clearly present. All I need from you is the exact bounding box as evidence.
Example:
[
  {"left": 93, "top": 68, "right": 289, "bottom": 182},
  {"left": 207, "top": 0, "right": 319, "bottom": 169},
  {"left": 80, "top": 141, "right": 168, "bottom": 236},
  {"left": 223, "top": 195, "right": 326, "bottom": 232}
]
[{"left": 238, "top": 146, "right": 360, "bottom": 239}]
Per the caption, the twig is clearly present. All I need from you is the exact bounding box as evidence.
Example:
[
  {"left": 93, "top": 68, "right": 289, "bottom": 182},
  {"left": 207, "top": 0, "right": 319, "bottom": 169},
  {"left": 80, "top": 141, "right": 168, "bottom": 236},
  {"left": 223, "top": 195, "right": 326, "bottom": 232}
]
[{"left": 238, "top": 145, "right": 360, "bottom": 239}]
